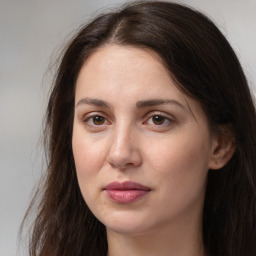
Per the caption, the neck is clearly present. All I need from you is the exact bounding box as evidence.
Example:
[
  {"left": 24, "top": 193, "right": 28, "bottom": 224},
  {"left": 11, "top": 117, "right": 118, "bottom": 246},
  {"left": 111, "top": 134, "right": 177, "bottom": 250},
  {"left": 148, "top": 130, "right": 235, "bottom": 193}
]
[{"left": 106, "top": 213, "right": 206, "bottom": 256}]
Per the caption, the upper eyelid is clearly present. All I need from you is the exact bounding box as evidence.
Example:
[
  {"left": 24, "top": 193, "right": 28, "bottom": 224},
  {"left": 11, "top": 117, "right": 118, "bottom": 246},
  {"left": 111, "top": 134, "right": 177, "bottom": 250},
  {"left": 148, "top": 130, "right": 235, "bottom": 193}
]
[
  {"left": 144, "top": 114, "right": 172, "bottom": 124},
  {"left": 79, "top": 112, "right": 111, "bottom": 127},
  {"left": 82, "top": 111, "right": 111, "bottom": 120},
  {"left": 82, "top": 114, "right": 111, "bottom": 127},
  {"left": 87, "top": 116, "right": 110, "bottom": 124},
  {"left": 79, "top": 110, "right": 175, "bottom": 122},
  {"left": 143, "top": 111, "right": 175, "bottom": 120}
]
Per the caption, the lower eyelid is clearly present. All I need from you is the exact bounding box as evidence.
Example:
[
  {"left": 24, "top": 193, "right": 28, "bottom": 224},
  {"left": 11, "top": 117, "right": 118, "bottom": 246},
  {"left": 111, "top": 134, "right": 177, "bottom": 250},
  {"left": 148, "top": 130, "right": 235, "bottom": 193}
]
[
  {"left": 80, "top": 112, "right": 174, "bottom": 127},
  {"left": 145, "top": 113, "right": 173, "bottom": 123},
  {"left": 149, "top": 117, "right": 171, "bottom": 126},
  {"left": 87, "top": 116, "right": 107, "bottom": 125},
  {"left": 82, "top": 113, "right": 114, "bottom": 128}
]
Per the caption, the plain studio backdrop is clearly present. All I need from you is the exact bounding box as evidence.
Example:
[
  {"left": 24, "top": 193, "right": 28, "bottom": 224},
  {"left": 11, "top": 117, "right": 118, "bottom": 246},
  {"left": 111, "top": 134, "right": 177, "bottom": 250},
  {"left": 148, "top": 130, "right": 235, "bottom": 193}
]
[{"left": 0, "top": 0, "right": 255, "bottom": 255}]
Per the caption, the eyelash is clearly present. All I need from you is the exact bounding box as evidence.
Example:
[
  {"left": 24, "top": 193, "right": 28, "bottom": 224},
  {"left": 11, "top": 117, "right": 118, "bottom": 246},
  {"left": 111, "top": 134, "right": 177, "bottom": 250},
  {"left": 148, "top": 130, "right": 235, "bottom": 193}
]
[
  {"left": 82, "top": 112, "right": 174, "bottom": 129},
  {"left": 83, "top": 113, "right": 111, "bottom": 127},
  {"left": 144, "top": 114, "right": 172, "bottom": 127}
]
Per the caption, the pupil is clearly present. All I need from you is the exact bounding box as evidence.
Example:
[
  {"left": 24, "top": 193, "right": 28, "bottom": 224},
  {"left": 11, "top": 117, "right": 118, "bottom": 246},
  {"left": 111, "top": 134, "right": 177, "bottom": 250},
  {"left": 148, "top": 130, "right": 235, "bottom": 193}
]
[
  {"left": 153, "top": 115, "right": 164, "bottom": 125},
  {"left": 93, "top": 116, "right": 104, "bottom": 125}
]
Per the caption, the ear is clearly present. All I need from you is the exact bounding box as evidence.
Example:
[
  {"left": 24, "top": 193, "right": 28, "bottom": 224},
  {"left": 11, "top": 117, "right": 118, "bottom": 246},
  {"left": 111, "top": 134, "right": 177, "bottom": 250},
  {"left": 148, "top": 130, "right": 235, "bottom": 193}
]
[{"left": 208, "top": 125, "right": 236, "bottom": 170}]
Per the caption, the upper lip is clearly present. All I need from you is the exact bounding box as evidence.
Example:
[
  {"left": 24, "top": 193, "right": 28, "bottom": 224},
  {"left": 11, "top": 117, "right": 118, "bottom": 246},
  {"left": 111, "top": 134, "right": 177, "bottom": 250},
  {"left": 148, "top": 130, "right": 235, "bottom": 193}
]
[{"left": 104, "top": 181, "right": 151, "bottom": 191}]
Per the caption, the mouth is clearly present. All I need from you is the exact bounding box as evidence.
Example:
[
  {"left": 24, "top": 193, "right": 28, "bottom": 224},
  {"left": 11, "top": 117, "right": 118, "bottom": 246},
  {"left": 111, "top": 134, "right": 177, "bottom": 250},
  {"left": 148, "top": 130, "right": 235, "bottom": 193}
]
[{"left": 103, "top": 181, "right": 151, "bottom": 204}]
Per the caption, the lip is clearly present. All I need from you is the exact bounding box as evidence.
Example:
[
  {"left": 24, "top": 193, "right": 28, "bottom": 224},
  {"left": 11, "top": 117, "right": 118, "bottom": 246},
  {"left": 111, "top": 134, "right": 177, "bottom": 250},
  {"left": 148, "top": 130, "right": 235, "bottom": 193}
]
[{"left": 104, "top": 181, "right": 151, "bottom": 204}]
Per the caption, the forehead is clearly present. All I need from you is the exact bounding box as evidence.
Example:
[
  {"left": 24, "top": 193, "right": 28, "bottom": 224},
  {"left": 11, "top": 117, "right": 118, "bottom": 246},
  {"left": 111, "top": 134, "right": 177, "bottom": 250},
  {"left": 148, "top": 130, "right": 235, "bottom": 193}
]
[
  {"left": 75, "top": 45, "right": 207, "bottom": 123},
  {"left": 75, "top": 45, "right": 183, "bottom": 99},
  {"left": 79, "top": 45, "right": 168, "bottom": 80}
]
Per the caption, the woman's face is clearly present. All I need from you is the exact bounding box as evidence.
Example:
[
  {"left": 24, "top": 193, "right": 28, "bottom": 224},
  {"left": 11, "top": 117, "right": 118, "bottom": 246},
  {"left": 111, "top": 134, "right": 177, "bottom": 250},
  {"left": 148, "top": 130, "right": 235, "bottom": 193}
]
[{"left": 72, "top": 45, "right": 215, "bottom": 236}]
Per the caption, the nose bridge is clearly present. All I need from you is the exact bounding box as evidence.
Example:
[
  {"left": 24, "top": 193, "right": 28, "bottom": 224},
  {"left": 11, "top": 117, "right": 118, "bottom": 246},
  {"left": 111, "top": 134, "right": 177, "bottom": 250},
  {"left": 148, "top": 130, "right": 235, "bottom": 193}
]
[
  {"left": 113, "top": 119, "right": 131, "bottom": 149},
  {"left": 107, "top": 118, "right": 141, "bottom": 169}
]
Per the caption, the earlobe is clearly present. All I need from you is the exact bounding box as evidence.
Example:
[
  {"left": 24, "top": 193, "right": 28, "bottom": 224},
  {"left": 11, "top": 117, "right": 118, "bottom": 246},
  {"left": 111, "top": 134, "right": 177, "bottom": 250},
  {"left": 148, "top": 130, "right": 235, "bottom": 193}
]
[{"left": 208, "top": 128, "right": 236, "bottom": 170}]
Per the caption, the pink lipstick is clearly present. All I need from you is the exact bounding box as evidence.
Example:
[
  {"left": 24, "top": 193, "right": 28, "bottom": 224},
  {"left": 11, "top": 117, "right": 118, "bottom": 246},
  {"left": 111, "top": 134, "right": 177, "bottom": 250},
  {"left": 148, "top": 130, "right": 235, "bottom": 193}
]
[{"left": 104, "top": 181, "right": 151, "bottom": 204}]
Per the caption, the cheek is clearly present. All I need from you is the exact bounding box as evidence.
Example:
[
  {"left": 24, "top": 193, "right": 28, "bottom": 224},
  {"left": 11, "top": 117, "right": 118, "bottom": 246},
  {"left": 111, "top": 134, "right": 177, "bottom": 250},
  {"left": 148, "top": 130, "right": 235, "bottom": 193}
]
[
  {"left": 143, "top": 131, "right": 210, "bottom": 221},
  {"left": 72, "top": 129, "right": 108, "bottom": 201},
  {"left": 145, "top": 130, "right": 210, "bottom": 190},
  {"left": 72, "top": 128, "right": 106, "bottom": 173}
]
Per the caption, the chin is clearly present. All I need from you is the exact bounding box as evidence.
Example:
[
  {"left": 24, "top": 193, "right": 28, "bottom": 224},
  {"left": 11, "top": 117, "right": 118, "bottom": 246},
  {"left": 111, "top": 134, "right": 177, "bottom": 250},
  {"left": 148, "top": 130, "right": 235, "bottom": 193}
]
[
  {"left": 106, "top": 222, "right": 149, "bottom": 236},
  {"left": 99, "top": 211, "right": 156, "bottom": 236}
]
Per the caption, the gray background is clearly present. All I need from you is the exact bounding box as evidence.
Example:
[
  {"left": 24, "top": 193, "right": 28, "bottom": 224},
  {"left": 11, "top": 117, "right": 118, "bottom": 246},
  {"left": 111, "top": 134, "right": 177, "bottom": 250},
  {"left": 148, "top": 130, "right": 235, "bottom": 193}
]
[{"left": 0, "top": 0, "right": 255, "bottom": 255}]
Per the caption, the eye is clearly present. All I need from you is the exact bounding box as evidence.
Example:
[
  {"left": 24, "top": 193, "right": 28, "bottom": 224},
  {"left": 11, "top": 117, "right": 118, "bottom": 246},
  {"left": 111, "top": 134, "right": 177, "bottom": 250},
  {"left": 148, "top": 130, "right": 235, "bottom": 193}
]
[
  {"left": 83, "top": 114, "right": 110, "bottom": 127},
  {"left": 144, "top": 113, "right": 173, "bottom": 128},
  {"left": 91, "top": 115, "right": 106, "bottom": 125},
  {"left": 150, "top": 115, "right": 168, "bottom": 125}
]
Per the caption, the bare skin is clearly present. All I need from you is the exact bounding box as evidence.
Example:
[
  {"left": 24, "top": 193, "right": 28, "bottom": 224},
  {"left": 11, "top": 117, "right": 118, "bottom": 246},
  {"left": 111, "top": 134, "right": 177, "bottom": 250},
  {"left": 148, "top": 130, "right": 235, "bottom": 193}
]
[{"left": 73, "top": 45, "right": 234, "bottom": 256}]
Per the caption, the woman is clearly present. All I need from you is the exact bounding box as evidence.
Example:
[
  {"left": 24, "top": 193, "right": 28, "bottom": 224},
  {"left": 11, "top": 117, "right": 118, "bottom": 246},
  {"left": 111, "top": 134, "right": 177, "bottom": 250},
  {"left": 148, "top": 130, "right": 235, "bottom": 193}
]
[{"left": 23, "top": 1, "right": 256, "bottom": 256}]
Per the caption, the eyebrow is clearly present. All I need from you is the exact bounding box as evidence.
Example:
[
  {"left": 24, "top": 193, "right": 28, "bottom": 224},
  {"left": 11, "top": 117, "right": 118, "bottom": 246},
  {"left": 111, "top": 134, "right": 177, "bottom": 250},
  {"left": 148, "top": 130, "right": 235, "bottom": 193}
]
[
  {"left": 136, "top": 99, "right": 185, "bottom": 110},
  {"left": 75, "top": 97, "right": 185, "bottom": 110},
  {"left": 76, "top": 98, "right": 110, "bottom": 108}
]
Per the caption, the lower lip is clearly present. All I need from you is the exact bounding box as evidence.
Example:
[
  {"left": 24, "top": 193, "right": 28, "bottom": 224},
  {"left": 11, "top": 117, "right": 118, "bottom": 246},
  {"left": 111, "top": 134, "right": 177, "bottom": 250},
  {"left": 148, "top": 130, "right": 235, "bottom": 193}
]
[{"left": 105, "top": 190, "right": 149, "bottom": 204}]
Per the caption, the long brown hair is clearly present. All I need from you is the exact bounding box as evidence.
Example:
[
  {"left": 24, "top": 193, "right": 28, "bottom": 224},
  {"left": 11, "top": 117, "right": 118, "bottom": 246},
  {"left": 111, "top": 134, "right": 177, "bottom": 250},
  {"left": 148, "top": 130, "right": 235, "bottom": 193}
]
[{"left": 23, "top": 1, "right": 256, "bottom": 255}]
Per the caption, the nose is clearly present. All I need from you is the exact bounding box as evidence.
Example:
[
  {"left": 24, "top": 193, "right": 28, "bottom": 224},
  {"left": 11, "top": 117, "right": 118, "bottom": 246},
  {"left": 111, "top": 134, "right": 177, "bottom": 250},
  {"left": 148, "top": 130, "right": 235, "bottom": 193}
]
[{"left": 106, "top": 125, "right": 142, "bottom": 170}]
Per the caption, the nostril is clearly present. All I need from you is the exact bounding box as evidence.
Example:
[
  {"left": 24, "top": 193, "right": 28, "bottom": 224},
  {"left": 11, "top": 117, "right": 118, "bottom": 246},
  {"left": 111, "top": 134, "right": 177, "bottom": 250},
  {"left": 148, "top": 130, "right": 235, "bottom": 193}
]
[
  {"left": 108, "top": 159, "right": 133, "bottom": 170},
  {"left": 107, "top": 150, "right": 142, "bottom": 169}
]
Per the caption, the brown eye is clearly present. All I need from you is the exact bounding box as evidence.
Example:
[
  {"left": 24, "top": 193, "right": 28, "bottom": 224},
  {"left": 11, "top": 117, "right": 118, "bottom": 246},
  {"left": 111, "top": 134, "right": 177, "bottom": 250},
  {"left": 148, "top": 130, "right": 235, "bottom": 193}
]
[
  {"left": 92, "top": 116, "right": 105, "bottom": 125},
  {"left": 152, "top": 115, "right": 166, "bottom": 125}
]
